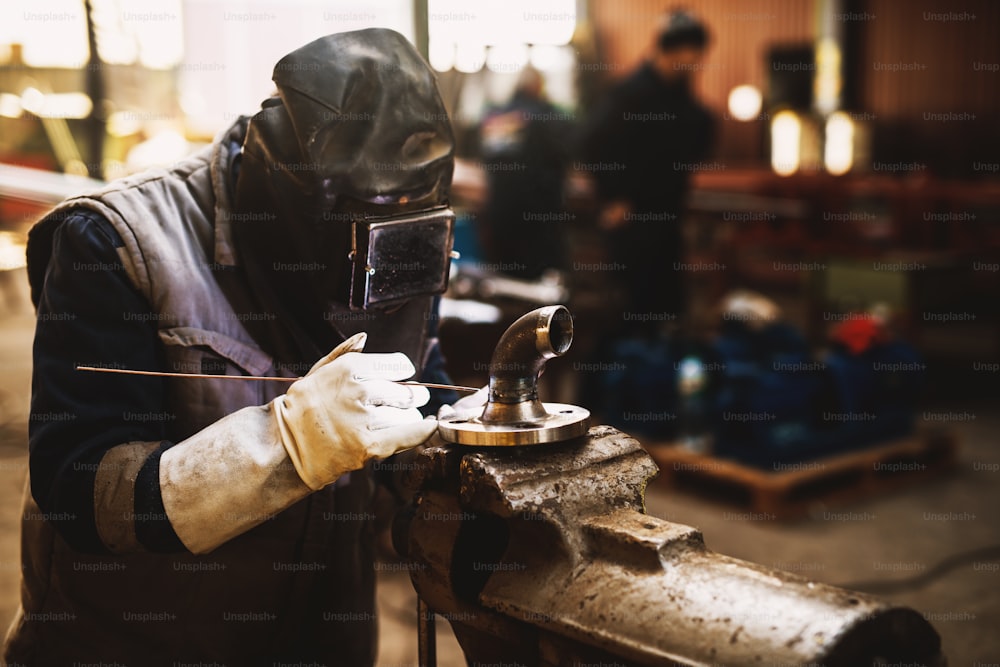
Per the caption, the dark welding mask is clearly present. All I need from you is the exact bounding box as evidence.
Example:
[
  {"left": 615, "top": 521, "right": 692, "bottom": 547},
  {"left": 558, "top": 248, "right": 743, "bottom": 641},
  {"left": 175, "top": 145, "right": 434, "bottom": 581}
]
[{"left": 231, "top": 28, "right": 456, "bottom": 314}]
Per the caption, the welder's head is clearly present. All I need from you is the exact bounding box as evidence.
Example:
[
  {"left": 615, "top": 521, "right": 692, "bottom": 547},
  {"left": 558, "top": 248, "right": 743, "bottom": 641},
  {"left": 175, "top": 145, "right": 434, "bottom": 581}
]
[
  {"left": 234, "top": 28, "right": 456, "bottom": 311},
  {"left": 650, "top": 9, "right": 710, "bottom": 81}
]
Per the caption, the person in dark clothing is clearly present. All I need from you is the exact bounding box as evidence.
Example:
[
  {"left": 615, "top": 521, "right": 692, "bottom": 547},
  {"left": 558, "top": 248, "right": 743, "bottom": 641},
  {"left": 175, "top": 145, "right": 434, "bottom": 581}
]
[
  {"left": 5, "top": 29, "right": 457, "bottom": 666},
  {"left": 478, "top": 67, "right": 574, "bottom": 280},
  {"left": 580, "top": 9, "right": 715, "bottom": 331}
]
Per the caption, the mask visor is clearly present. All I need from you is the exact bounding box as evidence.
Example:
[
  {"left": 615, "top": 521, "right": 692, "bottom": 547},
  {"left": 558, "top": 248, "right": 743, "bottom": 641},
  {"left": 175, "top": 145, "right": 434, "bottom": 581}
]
[{"left": 350, "top": 206, "right": 456, "bottom": 310}]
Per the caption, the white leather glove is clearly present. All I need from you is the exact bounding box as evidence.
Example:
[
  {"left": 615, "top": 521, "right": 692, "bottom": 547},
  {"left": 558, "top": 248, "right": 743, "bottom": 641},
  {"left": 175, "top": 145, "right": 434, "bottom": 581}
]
[
  {"left": 160, "top": 333, "right": 438, "bottom": 553},
  {"left": 274, "top": 332, "right": 438, "bottom": 490},
  {"left": 436, "top": 384, "right": 489, "bottom": 421}
]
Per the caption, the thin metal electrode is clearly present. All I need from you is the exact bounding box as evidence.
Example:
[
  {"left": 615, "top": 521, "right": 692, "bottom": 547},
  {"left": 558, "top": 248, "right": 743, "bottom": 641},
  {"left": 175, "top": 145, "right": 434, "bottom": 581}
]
[{"left": 75, "top": 365, "right": 480, "bottom": 392}]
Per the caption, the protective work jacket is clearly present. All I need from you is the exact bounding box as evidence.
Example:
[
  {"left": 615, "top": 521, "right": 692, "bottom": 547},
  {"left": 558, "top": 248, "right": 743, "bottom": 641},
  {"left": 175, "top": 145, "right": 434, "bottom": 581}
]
[{"left": 5, "top": 28, "right": 454, "bottom": 666}]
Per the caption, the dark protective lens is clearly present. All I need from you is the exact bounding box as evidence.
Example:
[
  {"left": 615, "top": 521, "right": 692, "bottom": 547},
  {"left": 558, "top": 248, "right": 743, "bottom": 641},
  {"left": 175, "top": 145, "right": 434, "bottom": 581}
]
[{"left": 350, "top": 207, "right": 455, "bottom": 310}]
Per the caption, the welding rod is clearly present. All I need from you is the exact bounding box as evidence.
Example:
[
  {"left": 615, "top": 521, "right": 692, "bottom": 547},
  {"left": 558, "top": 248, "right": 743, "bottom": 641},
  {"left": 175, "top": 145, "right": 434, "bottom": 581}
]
[{"left": 75, "top": 365, "right": 480, "bottom": 393}]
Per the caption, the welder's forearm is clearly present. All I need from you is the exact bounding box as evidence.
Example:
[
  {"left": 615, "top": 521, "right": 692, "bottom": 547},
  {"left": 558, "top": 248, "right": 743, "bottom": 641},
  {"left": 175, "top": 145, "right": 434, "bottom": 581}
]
[{"left": 158, "top": 403, "right": 313, "bottom": 554}]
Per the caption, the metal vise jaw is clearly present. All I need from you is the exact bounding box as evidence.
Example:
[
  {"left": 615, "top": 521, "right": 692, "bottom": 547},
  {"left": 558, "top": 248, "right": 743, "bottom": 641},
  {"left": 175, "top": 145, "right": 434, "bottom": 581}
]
[{"left": 396, "top": 426, "right": 946, "bottom": 666}]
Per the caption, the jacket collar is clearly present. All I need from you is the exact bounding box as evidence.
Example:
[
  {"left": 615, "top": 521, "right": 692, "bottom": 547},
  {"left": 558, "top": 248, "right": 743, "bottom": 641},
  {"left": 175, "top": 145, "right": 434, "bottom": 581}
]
[{"left": 211, "top": 117, "right": 250, "bottom": 266}]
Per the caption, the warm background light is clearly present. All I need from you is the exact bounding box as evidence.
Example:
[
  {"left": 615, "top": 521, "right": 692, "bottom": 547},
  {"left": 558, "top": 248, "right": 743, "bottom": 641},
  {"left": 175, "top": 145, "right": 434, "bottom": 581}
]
[
  {"left": 824, "top": 111, "right": 855, "bottom": 175},
  {"left": 770, "top": 110, "right": 801, "bottom": 176},
  {"left": 727, "top": 84, "right": 763, "bottom": 122}
]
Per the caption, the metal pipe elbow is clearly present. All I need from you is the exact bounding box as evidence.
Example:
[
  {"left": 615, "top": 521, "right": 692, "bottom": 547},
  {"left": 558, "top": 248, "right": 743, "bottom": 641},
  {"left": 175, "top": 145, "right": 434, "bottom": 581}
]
[{"left": 480, "top": 305, "right": 573, "bottom": 425}]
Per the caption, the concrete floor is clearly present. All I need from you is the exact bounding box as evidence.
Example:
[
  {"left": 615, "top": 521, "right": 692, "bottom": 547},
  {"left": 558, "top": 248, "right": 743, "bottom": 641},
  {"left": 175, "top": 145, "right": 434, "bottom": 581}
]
[{"left": 0, "top": 267, "right": 997, "bottom": 666}]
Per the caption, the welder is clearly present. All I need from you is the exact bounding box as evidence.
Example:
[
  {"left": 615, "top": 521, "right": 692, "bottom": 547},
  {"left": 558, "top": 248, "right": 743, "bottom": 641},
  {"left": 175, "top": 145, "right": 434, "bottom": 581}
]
[{"left": 4, "top": 28, "right": 456, "bottom": 666}]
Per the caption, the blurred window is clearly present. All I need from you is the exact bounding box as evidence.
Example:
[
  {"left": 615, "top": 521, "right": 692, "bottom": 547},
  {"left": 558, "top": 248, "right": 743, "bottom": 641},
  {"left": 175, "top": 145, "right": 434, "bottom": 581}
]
[
  {"left": 428, "top": 0, "right": 576, "bottom": 72},
  {"left": 0, "top": 0, "right": 183, "bottom": 68},
  {"left": 179, "top": 0, "right": 414, "bottom": 136},
  {"left": 1, "top": 0, "right": 414, "bottom": 139}
]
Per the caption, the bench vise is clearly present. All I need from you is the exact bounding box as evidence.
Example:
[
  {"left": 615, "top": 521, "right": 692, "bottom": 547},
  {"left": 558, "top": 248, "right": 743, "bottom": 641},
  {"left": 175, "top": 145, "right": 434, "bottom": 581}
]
[{"left": 394, "top": 306, "right": 945, "bottom": 666}]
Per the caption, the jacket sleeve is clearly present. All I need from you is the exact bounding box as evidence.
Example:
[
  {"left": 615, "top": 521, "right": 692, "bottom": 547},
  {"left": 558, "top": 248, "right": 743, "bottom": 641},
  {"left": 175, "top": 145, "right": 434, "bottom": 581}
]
[{"left": 29, "top": 210, "right": 186, "bottom": 553}]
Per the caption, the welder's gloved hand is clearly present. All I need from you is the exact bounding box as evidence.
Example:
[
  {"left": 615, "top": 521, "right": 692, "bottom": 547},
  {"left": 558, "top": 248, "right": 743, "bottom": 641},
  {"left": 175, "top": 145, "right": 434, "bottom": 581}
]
[
  {"left": 436, "top": 384, "right": 489, "bottom": 421},
  {"left": 274, "top": 332, "right": 438, "bottom": 490}
]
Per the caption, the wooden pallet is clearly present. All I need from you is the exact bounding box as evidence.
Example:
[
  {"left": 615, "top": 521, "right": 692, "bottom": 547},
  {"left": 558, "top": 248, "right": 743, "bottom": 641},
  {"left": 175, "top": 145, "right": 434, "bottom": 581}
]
[{"left": 646, "top": 430, "right": 959, "bottom": 518}]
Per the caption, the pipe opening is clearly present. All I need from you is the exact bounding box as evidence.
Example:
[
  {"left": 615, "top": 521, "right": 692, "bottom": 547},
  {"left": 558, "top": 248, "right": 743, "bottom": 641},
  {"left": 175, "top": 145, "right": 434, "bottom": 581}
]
[{"left": 546, "top": 308, "right": 573, "bottom": 356}]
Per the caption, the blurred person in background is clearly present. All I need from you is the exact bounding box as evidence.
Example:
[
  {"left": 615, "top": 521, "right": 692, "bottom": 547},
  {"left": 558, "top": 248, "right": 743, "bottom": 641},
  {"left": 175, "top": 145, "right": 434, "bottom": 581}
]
[
  {"left": 5, "top": 28, "right": 458, "bottom": 666},
  {"left": 580, "top": 8, "right": 715, "bottom": 335},
  {"left": 477, "top": 66, "right": 574, "bottom": 280}
]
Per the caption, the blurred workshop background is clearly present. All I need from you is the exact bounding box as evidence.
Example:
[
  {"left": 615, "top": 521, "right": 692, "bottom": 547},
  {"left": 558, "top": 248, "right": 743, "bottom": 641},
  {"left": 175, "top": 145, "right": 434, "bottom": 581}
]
[{"left": 0, "top": 1, "right": 998, "bottom": 665}]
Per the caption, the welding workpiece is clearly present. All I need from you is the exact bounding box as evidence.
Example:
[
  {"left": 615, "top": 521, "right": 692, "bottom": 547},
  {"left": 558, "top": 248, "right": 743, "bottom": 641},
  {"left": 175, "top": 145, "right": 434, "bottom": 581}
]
[
  {"left": 398, "top": 306, "right": 945, "bottom": 667},
  {"left": 437, "top": 304, "right": 590, "bottom": 445}
]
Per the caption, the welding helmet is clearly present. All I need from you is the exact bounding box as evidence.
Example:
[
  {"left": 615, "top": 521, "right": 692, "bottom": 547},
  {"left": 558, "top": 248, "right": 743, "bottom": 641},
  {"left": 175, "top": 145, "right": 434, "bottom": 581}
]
[{"left": 232, "top": 28, "right": 456, "bottom": 312}]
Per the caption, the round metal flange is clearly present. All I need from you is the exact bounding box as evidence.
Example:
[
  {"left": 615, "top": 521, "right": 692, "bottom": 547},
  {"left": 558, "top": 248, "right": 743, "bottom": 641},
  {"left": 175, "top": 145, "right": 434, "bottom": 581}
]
[{"left": 437, "top": 403, "right": 591, "bottom": 446}]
